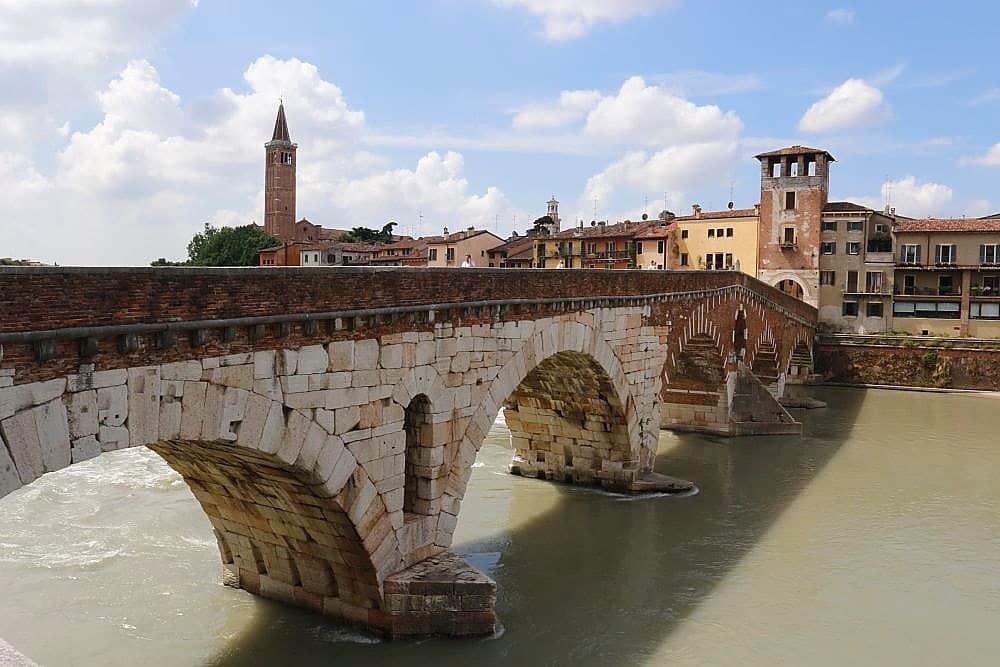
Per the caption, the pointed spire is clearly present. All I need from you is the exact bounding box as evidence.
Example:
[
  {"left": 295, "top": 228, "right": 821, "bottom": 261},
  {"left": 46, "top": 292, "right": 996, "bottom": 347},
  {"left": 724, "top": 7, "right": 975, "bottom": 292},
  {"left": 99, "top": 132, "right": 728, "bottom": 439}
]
[{"left": 271, "top": 100, "right": 291, "bottom": 143}]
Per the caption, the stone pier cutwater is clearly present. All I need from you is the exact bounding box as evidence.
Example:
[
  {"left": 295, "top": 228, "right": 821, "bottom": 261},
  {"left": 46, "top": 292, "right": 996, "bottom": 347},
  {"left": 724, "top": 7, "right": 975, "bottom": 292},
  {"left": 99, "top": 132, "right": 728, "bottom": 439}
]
[{"left": 0, "top": 267, "right": 817, "bottom": 637}]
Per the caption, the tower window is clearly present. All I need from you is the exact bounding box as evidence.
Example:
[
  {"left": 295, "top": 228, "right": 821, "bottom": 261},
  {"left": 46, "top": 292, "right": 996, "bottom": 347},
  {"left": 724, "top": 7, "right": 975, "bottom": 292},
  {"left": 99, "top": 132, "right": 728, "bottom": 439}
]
[
  {"left": 772, "top": 161, "right": 781, "bottom": 177},
  {"left": 807, "top": 160, "right": 817, "bottom": 176},
  {"left": 785, "top": 192, "right": 796, "bottom": 210},
  {"left": 790, "top": 162, "right": 799, "bottom": 177}
]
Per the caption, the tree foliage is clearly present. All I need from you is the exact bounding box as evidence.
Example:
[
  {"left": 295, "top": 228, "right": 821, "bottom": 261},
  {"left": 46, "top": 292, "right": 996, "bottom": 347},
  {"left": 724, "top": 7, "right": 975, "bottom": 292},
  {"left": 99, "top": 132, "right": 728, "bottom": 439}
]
[
  {"left": 0, "top": 258, "right": 36, "bottom": 265},
  {"left": 531, "top": 215, "right": 554, "bottom": 235},
  {"left": 339, "top": 221, "right": 397, "bottom": 244},
  {"left": 150, "top": 223, "right": 279, "bottom": 267}
]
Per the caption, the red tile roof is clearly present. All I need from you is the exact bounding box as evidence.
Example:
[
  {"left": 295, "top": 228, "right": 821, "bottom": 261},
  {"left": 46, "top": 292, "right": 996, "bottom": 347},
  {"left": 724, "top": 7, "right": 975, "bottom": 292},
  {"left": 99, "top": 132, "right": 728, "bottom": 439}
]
[
  {"left": 894, "top": 218, "right": 1000, "bottom": 233},
  {"left": 824, "top": 201, "right": 871, "bottom": 213},
  {"left": 551, "top": 220, "right": 654, "bottom": 240},
  {"left": 634, "top": 223, "right": 676, "bottom": 239},
  {"left": 672, "top": 207, "right": 757, "bottom": 221},
  {"left": 755, "top": 145, "right": 835, "bottom": 161}
]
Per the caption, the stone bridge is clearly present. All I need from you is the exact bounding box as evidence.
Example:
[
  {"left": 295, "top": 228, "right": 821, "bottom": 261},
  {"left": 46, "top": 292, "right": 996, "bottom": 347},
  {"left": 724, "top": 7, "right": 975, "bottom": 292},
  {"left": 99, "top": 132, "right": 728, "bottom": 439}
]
[{"left": 0, "top": 267, "right": 816, "bottom": 637}]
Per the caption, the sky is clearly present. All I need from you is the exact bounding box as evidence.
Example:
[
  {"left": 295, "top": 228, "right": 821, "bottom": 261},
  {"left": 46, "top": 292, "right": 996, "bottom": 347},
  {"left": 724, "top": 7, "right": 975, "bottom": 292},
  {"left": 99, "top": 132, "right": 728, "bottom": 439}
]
[{"left": 2, "top": 0, "right": 998, "bottom": 265}]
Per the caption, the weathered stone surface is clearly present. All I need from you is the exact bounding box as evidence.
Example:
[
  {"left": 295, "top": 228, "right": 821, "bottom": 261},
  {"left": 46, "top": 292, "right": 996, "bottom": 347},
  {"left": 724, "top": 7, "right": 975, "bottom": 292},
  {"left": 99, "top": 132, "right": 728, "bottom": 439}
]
[
  {"left": 127, "top": 366, "right": 161, "bottom": 446},
  {"left": 0, "top": 432, "right": 22, "bottom": 496},
  {"left": 0, "top": 409, "right": 43, "bottom": 483},
  {"left": 297, "top": 345, "right": 328, "bottom": 374},
  {"left": 66, "top": 389, "right": 98, "bottom": 439},
  {"left": 71, "top": 435, "right": 102, "bottom": 463},
  {"left": 97, "top": 384, "right": 127, "bottom": 427}
]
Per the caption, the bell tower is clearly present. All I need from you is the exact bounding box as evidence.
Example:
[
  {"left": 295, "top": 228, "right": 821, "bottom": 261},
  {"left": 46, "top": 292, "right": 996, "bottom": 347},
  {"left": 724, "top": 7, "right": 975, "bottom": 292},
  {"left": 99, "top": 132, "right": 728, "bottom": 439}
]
[
  {"left": 264, "top": 102, "right": 297, "bottom": 240},
  {"left": 544, "top": 196, "right": 561, "bottom": 234}
]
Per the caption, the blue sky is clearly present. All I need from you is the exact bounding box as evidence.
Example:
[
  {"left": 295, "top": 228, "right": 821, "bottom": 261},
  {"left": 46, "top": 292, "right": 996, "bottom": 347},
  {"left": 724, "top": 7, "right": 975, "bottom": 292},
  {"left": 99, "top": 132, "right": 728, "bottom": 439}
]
[{"left": 2, "top": 0, "right": 998, "bottom": 264}]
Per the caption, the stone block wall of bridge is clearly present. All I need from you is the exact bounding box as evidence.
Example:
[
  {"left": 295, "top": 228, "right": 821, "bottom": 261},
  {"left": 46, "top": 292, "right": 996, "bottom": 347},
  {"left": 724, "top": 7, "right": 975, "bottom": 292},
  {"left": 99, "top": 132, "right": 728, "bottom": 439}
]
[{"left": 0, "top": 267, "right": 816, "bottom": 637}]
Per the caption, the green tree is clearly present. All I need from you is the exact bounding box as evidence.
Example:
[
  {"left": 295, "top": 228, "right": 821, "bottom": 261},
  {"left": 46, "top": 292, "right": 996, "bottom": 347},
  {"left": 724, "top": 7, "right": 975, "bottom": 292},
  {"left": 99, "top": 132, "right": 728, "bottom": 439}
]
[
  {"left": 173, "top": 223, "right": 279, "bottom": 266},
  {"left": 0, "top": 258, "right": 34, "bottom": 266},
  {"left": 340, "top": 221, "right": 397, "bottom": 244},
  {"left": 530, "top": 215, "right": 554, "bottom": 236}
]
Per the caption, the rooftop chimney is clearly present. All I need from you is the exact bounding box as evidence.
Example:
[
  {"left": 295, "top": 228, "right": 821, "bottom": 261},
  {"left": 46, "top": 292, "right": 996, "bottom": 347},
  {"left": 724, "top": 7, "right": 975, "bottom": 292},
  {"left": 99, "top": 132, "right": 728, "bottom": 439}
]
[
  {"left": 443, "top": 227, "right": 449, "bottom": 236},
  {"left": 692, "top": 204, "right": 702, "bottom": 218}
]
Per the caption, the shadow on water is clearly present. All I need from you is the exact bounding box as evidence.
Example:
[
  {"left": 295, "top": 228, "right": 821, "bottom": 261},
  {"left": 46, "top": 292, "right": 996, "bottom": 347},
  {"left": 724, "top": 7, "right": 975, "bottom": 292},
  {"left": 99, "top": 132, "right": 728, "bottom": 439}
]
[{"left": 208, "top": 387, "right": 867, "bottom": 667}]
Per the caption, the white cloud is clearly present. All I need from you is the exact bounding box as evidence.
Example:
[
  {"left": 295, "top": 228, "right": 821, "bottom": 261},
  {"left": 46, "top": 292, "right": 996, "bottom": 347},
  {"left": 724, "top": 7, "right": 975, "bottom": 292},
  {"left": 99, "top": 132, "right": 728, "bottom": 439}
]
[
  {"left": 493, "top": 0, "right": 680, "bottom": 40},
  {"left": 969, "top": 88, "right": 1000, "bottom": 106},
  {"left": 965, "top": 142, "right": 1000, "bottom": 166},
  {"left": 825, "top": 8, "right": 855, "bottom": 25},
  {"left": 512, "top": 90, "right": 602, "bottom": 129},
  {"left": 579, "top": 141, "right": 740, "bottom": 221},
  {"left": 0, "top": 0, "right": 197, "bottom": 66},
  {"left": 584, "top": 77, "right": 742, "bottom": 145},
  {"left": 798, "top": 78, "right": 890, "bottom": 133},
  {"left": 851, "top": 176, "right": 954, "bottom": 217},
  {"left": 1, "top": 56, "right": 514, "bottom": 264}
]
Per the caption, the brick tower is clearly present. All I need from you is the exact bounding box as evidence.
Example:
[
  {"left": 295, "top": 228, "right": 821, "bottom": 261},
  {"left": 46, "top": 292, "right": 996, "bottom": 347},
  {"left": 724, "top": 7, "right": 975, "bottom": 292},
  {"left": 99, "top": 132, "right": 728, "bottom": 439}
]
[
  {"left": 264, "top": 102, "right": 297, "bottom": 241},
  {"left": 755, "top": 146, "right": 834, "bottom": 307}
]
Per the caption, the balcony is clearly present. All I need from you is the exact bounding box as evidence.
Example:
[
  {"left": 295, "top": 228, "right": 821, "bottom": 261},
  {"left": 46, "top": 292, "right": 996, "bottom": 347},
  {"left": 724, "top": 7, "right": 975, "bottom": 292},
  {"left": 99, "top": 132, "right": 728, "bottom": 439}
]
[
  {"left": 844, "top": 285, "right": 890, "bottom": 296},
  {"left": 866, "top": 251, "right": 894, "bottom": 264},
  {"left": 893, "top": 286, "right": 962, "bottom": 297},
  {"left": 778, "top": 240, "right": 797, "bottom": 249}
]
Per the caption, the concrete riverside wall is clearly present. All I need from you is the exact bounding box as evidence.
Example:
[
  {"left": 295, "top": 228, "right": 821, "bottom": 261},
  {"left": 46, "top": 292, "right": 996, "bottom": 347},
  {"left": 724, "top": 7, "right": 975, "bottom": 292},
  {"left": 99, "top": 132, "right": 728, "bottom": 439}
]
[{"left": 817, "top": 338, "right": 1000, "bottom": 391}]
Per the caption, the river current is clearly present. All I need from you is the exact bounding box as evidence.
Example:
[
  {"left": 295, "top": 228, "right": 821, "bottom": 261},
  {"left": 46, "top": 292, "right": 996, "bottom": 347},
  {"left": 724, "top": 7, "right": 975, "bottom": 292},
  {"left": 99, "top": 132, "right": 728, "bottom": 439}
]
[{"left": 1, "top": 387, "right": 998, "bottom": 666}]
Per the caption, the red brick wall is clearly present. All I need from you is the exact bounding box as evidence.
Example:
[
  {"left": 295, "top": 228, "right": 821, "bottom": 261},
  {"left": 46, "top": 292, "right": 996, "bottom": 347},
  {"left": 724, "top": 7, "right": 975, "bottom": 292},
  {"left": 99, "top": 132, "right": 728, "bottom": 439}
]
[{"left": 0, "top": 267, "right": 816, "bottom": 385}]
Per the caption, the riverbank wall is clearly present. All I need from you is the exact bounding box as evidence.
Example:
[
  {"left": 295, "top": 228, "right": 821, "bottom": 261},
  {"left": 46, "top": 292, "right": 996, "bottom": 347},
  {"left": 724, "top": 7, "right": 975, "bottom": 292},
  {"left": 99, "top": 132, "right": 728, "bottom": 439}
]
[{"left": 815, "top": 334, "right": 1000, "bottom": 391}]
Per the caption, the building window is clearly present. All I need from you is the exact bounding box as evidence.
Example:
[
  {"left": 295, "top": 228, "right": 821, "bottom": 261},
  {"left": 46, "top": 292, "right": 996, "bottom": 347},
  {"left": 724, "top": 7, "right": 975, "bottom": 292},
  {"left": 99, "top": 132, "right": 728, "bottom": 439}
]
[
  {"left": 822, "top": 220, "right": 837, "bottom": 232},
  {"left": 605, "top": 241, "right": 614, "bottom": 254},
  {"left": 807, "top": 160, "right": 817, "bottom": 176},
  {"left": 865, "top": 271, "right": 884, "bottom": 293},
  {"left": 772, "top": 162, "right": 781, "bottom": 177},
  {"left": 846, "top": 241, "right": 861, "bottom": 255},
  {"left": 725, "top": 253, "right": 733, "bottom": 268},
  {"left": 939, "top": 274, "right": 956, "bottom": 295},
  {"left": 446, "top": 248, "right": 455, "bottom": 262},
  {"left": 875, "top": 223, "right": 888, "bottom": 234},
  {"left": 820, "top": 270, "right": 836, "bottom": 285},
  {"left": 902, "top": 274, "right": 916, "bottom": 295},
  {"left": 636, "top": 242, "right": 643, "bottom": 254},
  {"left": 982, "top": 275, "right": 1000, "bottom": 294},
  {"left": 894, "top": 301, "right": 960, "bottom": 319},
  {"left": 657, "top": 240, "right": 665, "bottom": 253},
  {"left": 821, "top": 241, "right": 836, "bottom": 255},
  {"left": 681, "top": 229, "right": 689, "bottom": 239},
  {"left": 971, "top": 303, "right": 1000, "bottom": 320},
  {"left": 935, "top": 244, "right": 957, "bottom": 265},
  {"left": 846, "top": 270, "right": 859, "bottom": 293},
  {"left": 842, "top": 301, "right": 859, "bottom": 317},
  {"left": 726, "top": 228, "right": 734, "bottom": 237},
  {"left": 866, "top": 301, "right": 884, "bottom": 318},
  {"left": 899, "top": 244, "right": 922, "bottom": 264},
  {"left": 847, "top": 220, "right": 864, "bottom": 232},
  {"left": 783, "top": 227, "right": 796, "bottom": 245},
  {"left": 981, "top": 244, "right": 1000, "bottom": 265},
  {"left": 708, "top": 228, "right": 715, "bottom": 238},
  {"left": 785, "top": 192, "right": 796, "bottom": 210},
  {"left": 680, "top": 253, "right": 689, "bottom": 266}
]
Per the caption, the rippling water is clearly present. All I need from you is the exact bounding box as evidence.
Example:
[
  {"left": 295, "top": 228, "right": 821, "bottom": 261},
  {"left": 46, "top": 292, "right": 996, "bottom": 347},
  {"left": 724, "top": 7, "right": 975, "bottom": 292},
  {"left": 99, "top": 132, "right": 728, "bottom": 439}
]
[{"left": 1, "top": 387, "right": 999, "bottom": 666}]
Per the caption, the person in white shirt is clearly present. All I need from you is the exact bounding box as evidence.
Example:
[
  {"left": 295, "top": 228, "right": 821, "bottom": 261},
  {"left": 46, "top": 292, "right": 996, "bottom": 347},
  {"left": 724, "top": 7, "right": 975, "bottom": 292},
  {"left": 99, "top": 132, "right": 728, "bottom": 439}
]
[{"left": 460, "top": 254, "right": 474, "bottom": 268}]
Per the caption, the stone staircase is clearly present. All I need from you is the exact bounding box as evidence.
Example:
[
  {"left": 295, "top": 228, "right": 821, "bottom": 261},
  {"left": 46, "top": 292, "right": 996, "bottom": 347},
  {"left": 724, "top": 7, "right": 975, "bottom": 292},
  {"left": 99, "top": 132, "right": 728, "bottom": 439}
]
[{"left": 751, "top": 341, "right": 781, "bottom": 396}]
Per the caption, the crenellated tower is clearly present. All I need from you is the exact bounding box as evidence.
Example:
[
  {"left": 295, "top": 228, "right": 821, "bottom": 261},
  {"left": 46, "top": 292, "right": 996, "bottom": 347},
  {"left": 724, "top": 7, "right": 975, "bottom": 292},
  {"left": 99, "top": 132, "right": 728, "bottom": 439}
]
[{"left": 264, "top": 102, "right": 297, "bottom": 240}]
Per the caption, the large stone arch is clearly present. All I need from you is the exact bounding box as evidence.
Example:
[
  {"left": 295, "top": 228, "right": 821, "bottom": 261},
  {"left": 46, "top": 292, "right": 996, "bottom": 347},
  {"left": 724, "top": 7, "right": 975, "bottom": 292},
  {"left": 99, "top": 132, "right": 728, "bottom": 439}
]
[
  {"left": 432, "top": 316, "right": 668, "bottom": 549},
  {"left": 767, "top": 271, "right": 813, "bottom": 305}
]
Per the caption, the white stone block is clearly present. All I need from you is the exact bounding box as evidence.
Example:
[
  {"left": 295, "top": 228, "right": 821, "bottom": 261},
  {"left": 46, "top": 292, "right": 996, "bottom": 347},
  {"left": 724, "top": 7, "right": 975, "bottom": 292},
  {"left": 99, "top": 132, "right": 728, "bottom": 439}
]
[
  {"left": 220, "top": 387, "right": 250, "bottom": 441},
  {"left": 315, "top": 409, "right": 336, "bottom": 434},
  {"left": 276, "top": 349, "right": 298, "bottom": 376},
  {"left": 160, "top": 360, "right": 203, "bottom": 381},
  {"left": 235, "top": 393, "right": 271, "bottom": 450},
  {"left": 210, "top": 364, "right": 253, "bottom": 390},
  {"left": 325, "top": 386, "right": 369, "bottom": 410},
  {"left": 127, "top": 366, "right": 160, "bottom": 447},
  {"left": 179, "top": 381, "right": 207, "bottom": 440},
  {"left": 66, "top": 390, "right": 98, "bottom": 439},
  {"left": 294, "top": 422, "right": 327, "bottom": 471},
  {"left": 0, "top": 410, "right": 42, "bottom": 483},
  {"left": 253, "top": 351, "right": 276, "bottom": 380},
  {"left": 258, "top": 401, "right": 284, "bottom": 454},
  {"left": 297, "top": 345, "right": 328, "bottom": 375},
  {"left": 221, "top": 353, "right": 253, "bottom": 367},
  {"left": 0, "top": 432, "right": 22, "bottom": 497},
  {"left": 71, "top": 435, "right": 102, "bottom": 463},
  {"left": 99, "top": 425, "right": 130, "bottom": 451},
  {"left": 253, "top": 377, "right": 283, "bottom": 402},
  {"left": 97, "top": 384, "right": 127, "bottom": 427},
  {"left": 380, "top": 344, "right": 402, "bottom": 369},
  {"left": 313, "top": 435, "right": 347, "bottom": 482},
  {"left": 354, "top": 339, "right": 379, "bottom": 370},
  {"left": 328, "top": 340, "right": 354, "bottom": 372},
  {"left": 334, "top": 406, "right": 360, "bottom": 435}
]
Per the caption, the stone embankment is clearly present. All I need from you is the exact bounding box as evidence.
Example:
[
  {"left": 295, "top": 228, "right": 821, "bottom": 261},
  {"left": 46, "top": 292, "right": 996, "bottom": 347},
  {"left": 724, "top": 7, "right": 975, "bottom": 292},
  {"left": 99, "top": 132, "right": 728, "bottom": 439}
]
[{"left": 816, "top": 334, "right": 1000, "bottom": 391}]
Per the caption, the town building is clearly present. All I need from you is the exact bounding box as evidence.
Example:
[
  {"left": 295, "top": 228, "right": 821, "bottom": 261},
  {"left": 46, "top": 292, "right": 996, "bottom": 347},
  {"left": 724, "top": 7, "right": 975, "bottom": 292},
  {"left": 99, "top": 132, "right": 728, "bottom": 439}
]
[
  {"left": 299, "top": 242, "right": 379, "bottom": 266},
  {"left": 426, "top": 228, "right": 505, "bottom": 267},
  {"left": 534, "top": 220, "right": 649, "bottom": 269},
  {"left": 369, "top": 238, "right": 430, "bottom": 267},
  {"left": 486, "top": 235, "right": 534, "bottom": 267},
  {"left": 889, "top": 217, "right": 1000, "bottom": 338}
]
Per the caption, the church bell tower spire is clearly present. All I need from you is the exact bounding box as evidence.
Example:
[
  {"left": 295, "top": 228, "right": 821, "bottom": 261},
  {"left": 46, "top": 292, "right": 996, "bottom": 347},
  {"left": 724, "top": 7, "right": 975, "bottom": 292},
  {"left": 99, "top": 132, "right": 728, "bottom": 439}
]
[{"left": 264, "top": 101, "right": 297, "bottom": 240}]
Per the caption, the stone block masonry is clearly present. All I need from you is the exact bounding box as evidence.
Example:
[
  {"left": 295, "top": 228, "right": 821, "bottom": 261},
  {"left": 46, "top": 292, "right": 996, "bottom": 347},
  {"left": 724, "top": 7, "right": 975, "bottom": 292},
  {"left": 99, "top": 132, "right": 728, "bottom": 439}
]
[{"left": 0, "top": 266, "right": 817, "bottom": 637}]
